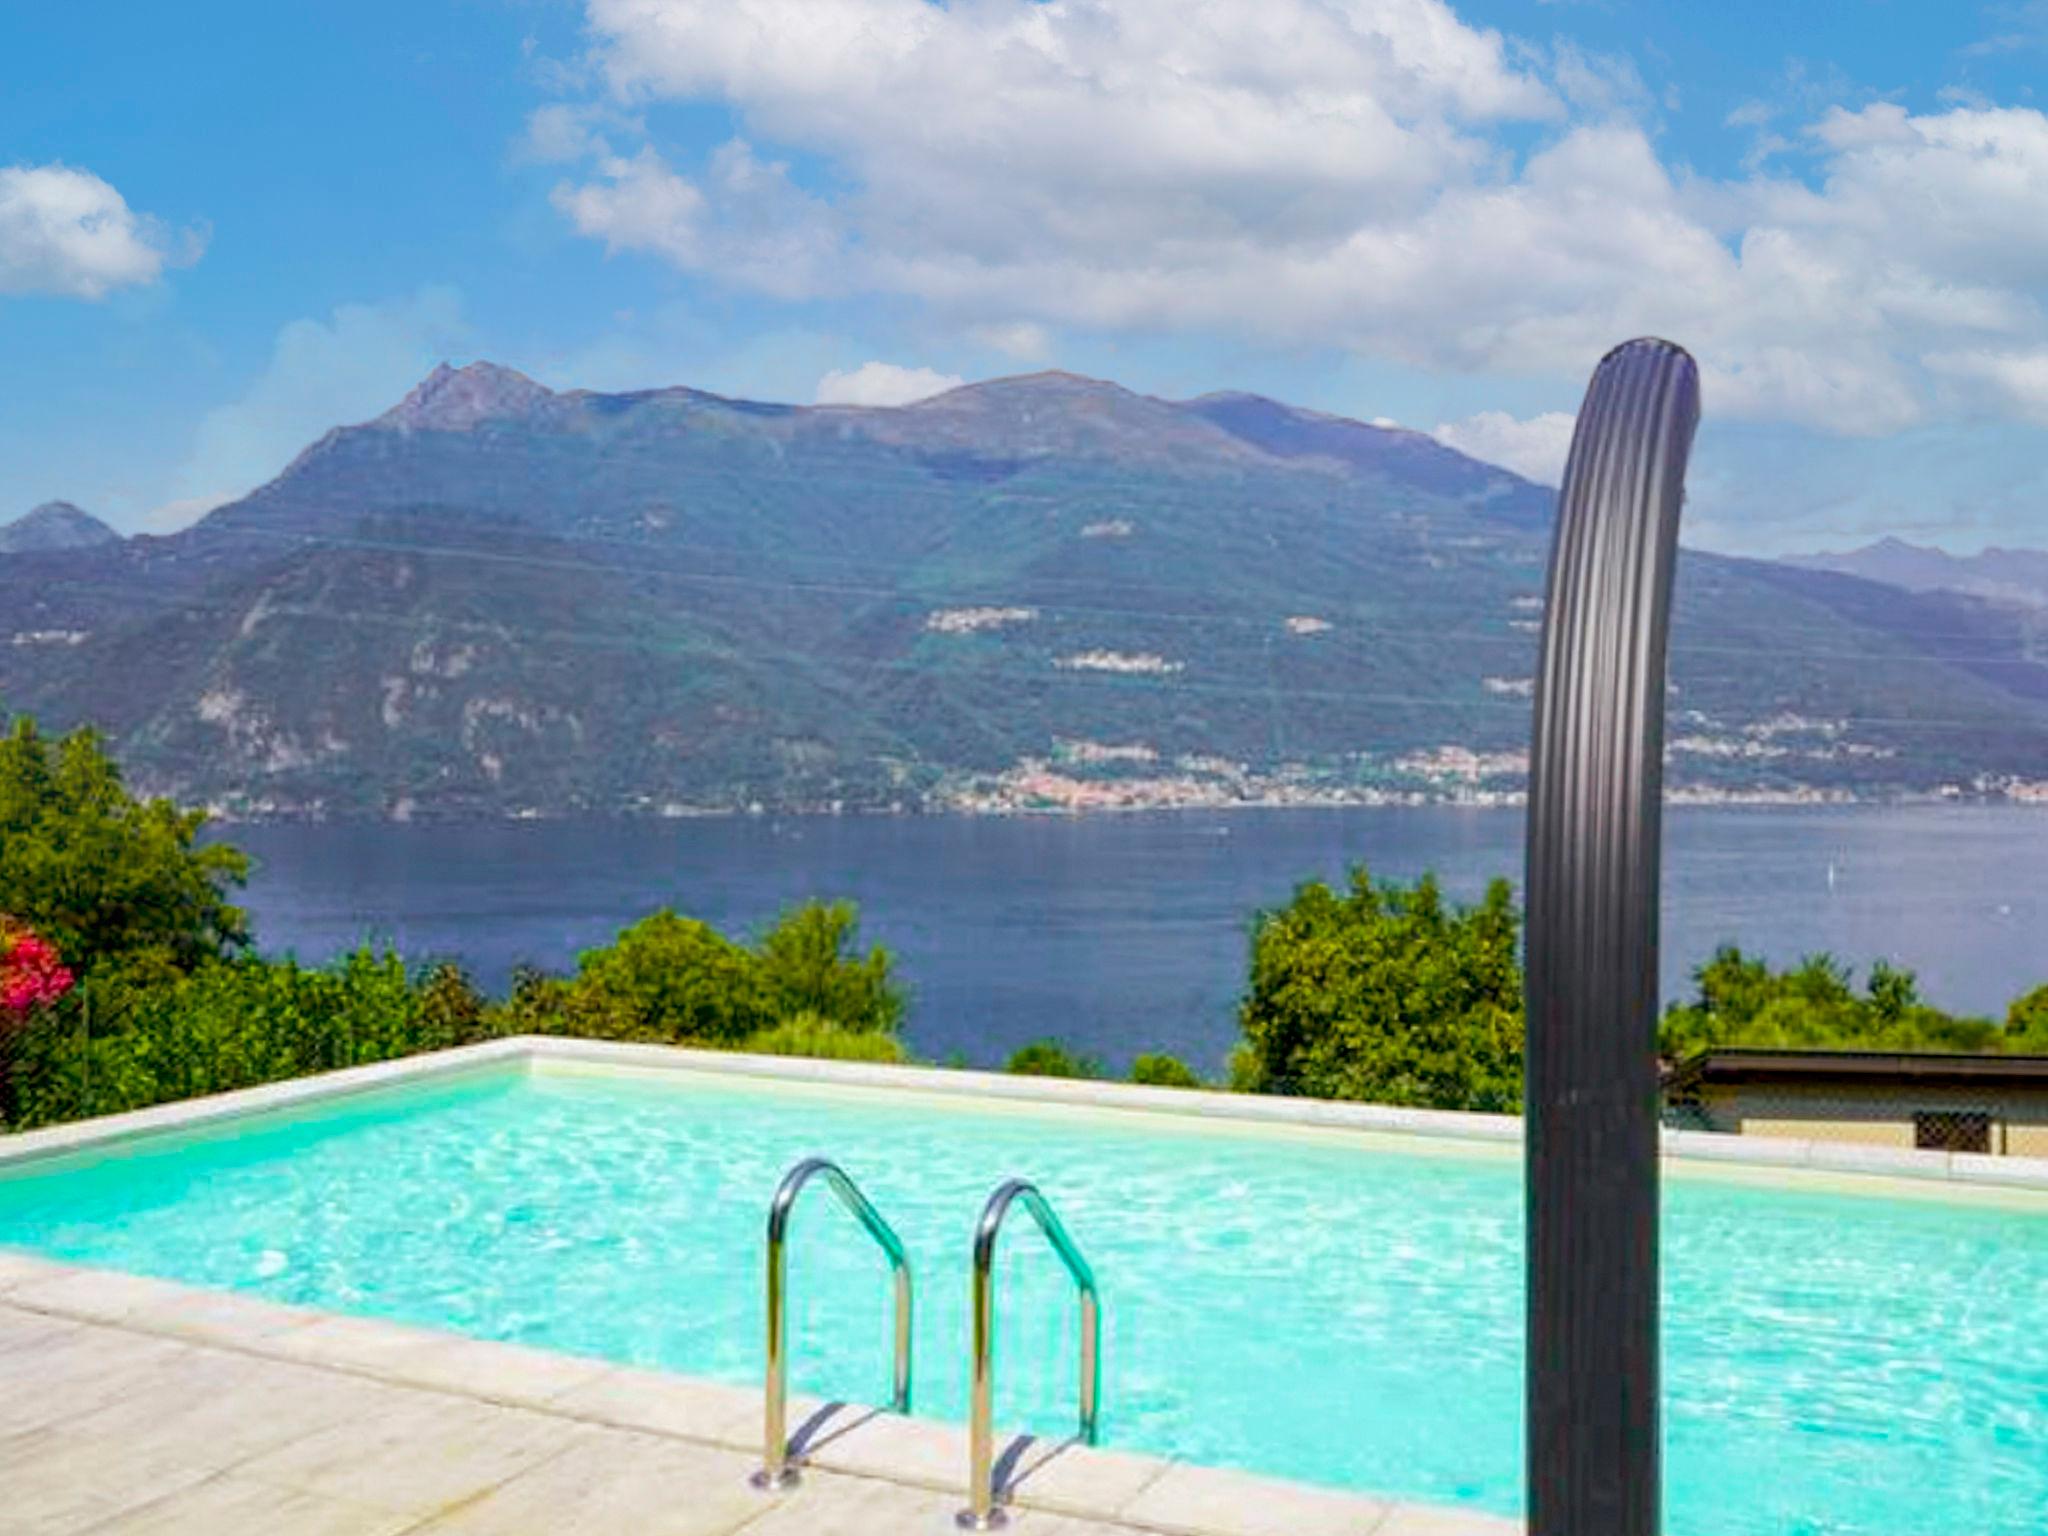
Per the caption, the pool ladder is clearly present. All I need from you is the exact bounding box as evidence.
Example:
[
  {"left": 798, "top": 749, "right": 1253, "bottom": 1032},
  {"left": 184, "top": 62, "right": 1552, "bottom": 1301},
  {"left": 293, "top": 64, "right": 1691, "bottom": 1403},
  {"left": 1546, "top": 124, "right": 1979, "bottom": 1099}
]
[
  {"left": 753, "top": 1159, "right": 1101, "bottom": 1531},
  {"left": 752, "top": 1158, "right": 913, "bottom": 1490},
  {"left": 958, "top": 1178, "right": 1102, "bottom": 1529}
]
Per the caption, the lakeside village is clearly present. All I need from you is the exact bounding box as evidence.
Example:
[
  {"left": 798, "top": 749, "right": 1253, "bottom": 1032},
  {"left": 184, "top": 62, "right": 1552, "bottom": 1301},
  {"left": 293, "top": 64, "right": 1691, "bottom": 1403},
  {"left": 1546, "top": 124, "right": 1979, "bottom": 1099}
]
[
  {"left": 173, "top": 713, "right": 2048, "bottom": 823},
  {"left": 937, "top": 725, "right": 2048, "bottom": 815},
  {"left": 206, "top": 747, "right": 2048, "bottom": 823}
]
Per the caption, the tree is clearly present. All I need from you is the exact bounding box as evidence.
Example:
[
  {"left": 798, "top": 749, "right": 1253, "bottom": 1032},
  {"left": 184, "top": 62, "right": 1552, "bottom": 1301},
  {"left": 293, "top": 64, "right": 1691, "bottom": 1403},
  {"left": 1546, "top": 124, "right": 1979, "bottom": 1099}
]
[
  {"left": 525, "top": 900, "right": 907, "bottom": 1047},
  {"left": 756, "top": 901, "right": 904, "bottom": 1035},
  {"left": 1657, "top": 946, "right": 2000, "bottom": 1058},
  {"left": 2004, "top": 985, "right": 2048, "bottom": 1051},
  {"left": 0, "top": 717, "right": 248, "bottom": 979},
  {"left": 565, "top": 909, "right": 772, "bottom": 1044},
  {"left": 1234, "top": 868, "right": 1523, "bottom": 1111}
]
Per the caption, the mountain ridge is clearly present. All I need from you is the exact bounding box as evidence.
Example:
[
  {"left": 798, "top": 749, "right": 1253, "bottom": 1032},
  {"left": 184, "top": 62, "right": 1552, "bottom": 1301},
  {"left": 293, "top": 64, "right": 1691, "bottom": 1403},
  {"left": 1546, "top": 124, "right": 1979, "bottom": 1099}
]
[
  {"left": 1785, "top": 537, "right": 2048, "bottom": 609},
  {"left": 4, "top": 363, "right": 2047, "bottom": 820}
]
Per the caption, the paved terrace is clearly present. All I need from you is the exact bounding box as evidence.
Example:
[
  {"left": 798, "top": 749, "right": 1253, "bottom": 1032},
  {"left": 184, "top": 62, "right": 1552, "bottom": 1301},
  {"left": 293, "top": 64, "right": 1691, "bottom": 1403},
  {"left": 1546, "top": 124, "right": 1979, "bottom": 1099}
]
[{"left": 0, "top": 1249, "right": 1514, "bottom": 1536}]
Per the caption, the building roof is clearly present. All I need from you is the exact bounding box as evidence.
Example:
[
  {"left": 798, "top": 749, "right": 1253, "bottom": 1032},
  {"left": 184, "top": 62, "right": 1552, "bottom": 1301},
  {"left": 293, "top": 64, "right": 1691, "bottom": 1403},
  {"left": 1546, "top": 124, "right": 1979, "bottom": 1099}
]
[{"left": 1663, "top": 1048, "right": 2048, "bottom": 1096}]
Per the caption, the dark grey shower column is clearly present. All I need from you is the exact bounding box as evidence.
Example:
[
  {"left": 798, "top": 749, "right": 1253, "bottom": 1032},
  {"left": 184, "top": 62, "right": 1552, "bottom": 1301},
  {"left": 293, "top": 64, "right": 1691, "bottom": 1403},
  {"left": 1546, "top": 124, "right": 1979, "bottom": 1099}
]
[{"left": 1524, "top": 338, "right": 1700, "bottom": 1536}]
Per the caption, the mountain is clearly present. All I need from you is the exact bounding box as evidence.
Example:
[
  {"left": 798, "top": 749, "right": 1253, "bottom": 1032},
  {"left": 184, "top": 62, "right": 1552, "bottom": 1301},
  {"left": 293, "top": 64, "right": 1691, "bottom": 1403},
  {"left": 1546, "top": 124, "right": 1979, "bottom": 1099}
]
[
  {"left": 380, "top": 360, "right": 561, "bottom": 431},
  {"left": 0, "top": 502, "right": 121, "bottom": 554},
  {"left": 1785, "top": 537, "right": 2048, "bottom": 609},
  {"left": 1182, "top": 392, "right": 1554, "bottom": 522},
  {"left": 4, "top": 362, "right": 2048, "bottom": 820}
]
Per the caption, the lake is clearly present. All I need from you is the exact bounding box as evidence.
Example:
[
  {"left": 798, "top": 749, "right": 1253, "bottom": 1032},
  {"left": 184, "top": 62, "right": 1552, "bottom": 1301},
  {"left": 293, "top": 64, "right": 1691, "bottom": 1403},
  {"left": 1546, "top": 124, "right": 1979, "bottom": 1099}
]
[{"left": 225, "top": 805, "right": 2048, "bottom": 1072}]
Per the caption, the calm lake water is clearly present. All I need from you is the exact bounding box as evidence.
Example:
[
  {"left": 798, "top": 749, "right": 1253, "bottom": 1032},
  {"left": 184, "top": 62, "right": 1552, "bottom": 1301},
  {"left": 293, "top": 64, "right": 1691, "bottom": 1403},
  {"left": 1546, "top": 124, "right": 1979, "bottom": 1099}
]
[{"left": 226, "top": 805, "right": 2048, "bottom": 1072}]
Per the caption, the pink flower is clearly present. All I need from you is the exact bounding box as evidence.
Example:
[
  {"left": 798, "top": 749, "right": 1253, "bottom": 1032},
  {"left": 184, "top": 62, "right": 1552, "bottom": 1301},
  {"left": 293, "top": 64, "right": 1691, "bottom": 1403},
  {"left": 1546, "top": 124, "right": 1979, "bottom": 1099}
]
[{"left": 0, "top": 918, "right": 73, "bottom": 1022}]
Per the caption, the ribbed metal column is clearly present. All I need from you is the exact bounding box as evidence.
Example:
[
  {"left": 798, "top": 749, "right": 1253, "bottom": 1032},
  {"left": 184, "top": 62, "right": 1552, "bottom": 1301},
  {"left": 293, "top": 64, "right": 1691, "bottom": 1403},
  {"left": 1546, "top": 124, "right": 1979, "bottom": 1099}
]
[{"left": 1524, "top": 338, "right": 1700, "bottom": 1536}]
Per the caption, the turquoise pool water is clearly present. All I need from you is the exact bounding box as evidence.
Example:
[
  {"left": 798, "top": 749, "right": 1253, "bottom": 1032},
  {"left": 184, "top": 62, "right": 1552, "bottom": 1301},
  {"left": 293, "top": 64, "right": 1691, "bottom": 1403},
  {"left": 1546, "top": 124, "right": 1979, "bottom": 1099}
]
[{"left": 2, "top": 1066, "right": 2045, "bottom": 1536}]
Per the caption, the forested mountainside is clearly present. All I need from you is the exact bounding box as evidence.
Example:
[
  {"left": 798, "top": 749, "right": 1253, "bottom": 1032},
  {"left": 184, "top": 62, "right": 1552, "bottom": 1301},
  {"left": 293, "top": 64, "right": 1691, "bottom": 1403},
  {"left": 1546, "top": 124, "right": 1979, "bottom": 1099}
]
[{"left": 6, "top": 363, "right": 2047, "bottom": 819}]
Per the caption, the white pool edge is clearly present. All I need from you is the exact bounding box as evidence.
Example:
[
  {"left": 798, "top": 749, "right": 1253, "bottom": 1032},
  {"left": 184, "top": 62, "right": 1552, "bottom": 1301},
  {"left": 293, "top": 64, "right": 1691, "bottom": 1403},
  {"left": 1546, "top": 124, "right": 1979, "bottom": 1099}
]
[
  {"left": 3, "top": 1034, "right": 2048, "bottom": 1195},
  {"left": 0, "top": 1036, "right": 533, "bottom": 1170}
]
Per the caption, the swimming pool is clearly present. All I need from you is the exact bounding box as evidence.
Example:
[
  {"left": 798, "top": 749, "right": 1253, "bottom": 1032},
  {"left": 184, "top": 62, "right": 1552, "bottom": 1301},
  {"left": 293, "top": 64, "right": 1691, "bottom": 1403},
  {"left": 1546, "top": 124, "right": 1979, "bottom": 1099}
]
[{"left": 2, "top": 1055, "right": 2044, "bottom": 1536}]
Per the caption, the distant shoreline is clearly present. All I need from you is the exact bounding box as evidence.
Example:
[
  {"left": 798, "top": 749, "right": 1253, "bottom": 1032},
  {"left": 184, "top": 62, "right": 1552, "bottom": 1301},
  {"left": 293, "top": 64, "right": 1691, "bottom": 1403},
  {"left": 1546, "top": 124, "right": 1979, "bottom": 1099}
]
[{"left": 189, "top": 786, "right": 2048, "bottom": 827}]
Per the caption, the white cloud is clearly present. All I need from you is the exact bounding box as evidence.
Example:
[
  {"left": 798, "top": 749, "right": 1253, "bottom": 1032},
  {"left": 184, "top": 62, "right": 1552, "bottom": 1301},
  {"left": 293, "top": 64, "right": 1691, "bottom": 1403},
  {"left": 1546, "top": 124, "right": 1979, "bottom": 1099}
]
[
  {"left": 1927, "top": 347, "right": 2048, "bottom": 424},
  {"left": 552, "top": 0, "right": 1554, "bottom": 308},
  {"left": 1434, "top": 410, "right": 1577, "bottom": 484},
  {"left": 160, "top": 287, "right": 471, "bottom": 526},
  {"left": 1961, "top": 0, "right": 2048, "bottom": 58},
  {"left": 591, "top": 0, "right": 1554, "bottom": 148},
  {"left": 815, "top": 361, "right": 965, "bottom": 406},
  {"left": 553, "top": 147, "right": 706, "bottom": 263},
  {"left": 1547, "top": 40, "right": 1651, "bottom": 118},
  {"left": 1796, "top": 105, "right": 2048, "bottom": 292},
  {"left": 522, "top": 103, "right": 617, "bottom": 163},
  {"left": 535, "top": 1, "right": 2048, "bottom": 438},
  {"left": 970, "top": 321, "right": 1053, "bottom": 362},
  {"left": 0, "top": 163, "right": 203, "bottom": 299},
  {"left": 553, "top": 141, "right": 838, "bottom": 301}
]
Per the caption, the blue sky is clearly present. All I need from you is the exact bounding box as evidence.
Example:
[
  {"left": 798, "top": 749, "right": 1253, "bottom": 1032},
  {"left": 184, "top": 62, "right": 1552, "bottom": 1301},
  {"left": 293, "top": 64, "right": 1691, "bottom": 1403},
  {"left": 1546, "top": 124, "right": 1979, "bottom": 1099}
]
[{"left": 4, "top": 0, "right": 2047, "bottom": 553}]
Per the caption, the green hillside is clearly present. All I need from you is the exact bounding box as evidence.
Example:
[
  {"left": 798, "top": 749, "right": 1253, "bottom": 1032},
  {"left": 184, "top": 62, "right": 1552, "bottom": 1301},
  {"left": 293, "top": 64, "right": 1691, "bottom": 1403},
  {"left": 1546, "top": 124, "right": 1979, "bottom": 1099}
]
[{"left": 4, "top": 363, "right": 2047, "bottom": 819}]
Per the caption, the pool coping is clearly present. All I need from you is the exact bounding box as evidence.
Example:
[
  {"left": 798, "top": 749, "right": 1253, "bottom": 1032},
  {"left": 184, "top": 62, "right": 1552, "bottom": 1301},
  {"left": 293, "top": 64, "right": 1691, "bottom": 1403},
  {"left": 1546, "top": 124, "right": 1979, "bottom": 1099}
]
[
  {"left": 4, "top": 1033, "right": 2048, "bottom": 1193},
  {"left": 0, "top": 1246, "right": 1519, "bottom": 1535}
]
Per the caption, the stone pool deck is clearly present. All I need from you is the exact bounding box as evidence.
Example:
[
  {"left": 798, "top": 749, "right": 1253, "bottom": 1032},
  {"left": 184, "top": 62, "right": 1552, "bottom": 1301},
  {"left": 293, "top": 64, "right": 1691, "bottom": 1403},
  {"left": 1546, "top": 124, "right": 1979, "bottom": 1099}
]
[{"left": 0, "top": 1250, "right": 1516, "bottom": 1536}]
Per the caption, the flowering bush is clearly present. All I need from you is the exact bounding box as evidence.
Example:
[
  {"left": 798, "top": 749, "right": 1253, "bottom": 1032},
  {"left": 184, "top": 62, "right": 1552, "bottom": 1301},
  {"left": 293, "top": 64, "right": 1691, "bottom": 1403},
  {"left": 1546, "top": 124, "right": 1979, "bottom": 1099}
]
[{"left": 0, "top": 919, "right": 74, "bottom": 1023}]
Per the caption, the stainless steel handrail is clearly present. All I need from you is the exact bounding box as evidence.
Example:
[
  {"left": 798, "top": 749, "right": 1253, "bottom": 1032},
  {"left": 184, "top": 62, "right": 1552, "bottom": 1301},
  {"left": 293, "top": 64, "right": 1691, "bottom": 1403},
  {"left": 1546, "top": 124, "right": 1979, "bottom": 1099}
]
[
  {"left": 957, "top": 1178, "right": 1100, "bottom": 1530},
  {"left": 753, "top": 1157, "right": 913, "bottom": 1489}
]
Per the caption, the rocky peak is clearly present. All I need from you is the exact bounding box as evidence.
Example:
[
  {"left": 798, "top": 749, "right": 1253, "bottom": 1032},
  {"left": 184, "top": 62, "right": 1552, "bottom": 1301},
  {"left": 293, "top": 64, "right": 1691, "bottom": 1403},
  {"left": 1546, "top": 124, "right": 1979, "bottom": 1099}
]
[
  {"left": 0, "top": 501, "right": 122, "bottom": 553},
  {"left": 380, "top": 361, "right": 556, "bottom": 432}
]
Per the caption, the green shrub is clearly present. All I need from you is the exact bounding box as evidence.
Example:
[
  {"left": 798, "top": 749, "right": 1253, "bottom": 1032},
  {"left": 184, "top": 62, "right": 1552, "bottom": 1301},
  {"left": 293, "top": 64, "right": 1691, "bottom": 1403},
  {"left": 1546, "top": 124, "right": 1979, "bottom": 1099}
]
[
  {"left": 1130, "top": 1052, "right": 1202, "bottom": 1088},
  {"left": 742, "top": 1012, "right": 908, "bottom": 1063},
  {"left": 508, "top": 902, "right": 906, "bottom": 1049},
  {"left": 1226, "top": 1042, "right": 1262, "bottom": 1093},
  {"left": 1, "top": 899, "right": 910, "bottom": 1130},
  {"left": 415, "top": 961, "right": 493, "bottom": 1048},
  {"left": 1005, "top": 1039, "right": 1100, "bottom": 1078},
  {"left": 5, "top": 950, "right": 496, "bottom": 1129}
]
